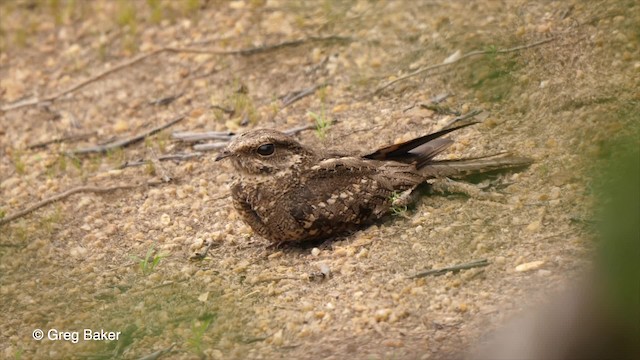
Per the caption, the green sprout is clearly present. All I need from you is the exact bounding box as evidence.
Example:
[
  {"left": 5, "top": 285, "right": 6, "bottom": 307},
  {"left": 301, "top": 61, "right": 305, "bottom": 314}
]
[
  {"left": 389, "top": 191, "right": 409, "bottom": 217},
  {"left": 11, "top": 151, "right": 26, "bottom": 175},
  {"left": 308, "top": 110, "right": 331, "bottom": 139},
  {"left": 188, "top": 313, "right": 216, "bottom": 356},
  {"left": 131, "top": 245, "right": 167, "bottom": 275}
]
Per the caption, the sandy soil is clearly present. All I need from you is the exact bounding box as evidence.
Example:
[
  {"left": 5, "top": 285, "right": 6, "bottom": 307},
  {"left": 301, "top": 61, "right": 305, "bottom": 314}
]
[{"left": 1, "top": 1, "right": 638, "bottom": 359}]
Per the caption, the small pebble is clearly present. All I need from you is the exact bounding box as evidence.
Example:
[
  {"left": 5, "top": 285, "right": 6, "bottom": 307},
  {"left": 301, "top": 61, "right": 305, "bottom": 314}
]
[
  {"left": 375, "top": 308, "right": 392, "bottom": 322},
  {"left": 515, "top": 260, "right": 545, "bottom": 272},
  {"left": 271, "top": 329, "right": 284, "bottom": 346},
  {"left": 160, "top": 214, "right": 171, "bottom": 226},
  {"left": 525, "top": 220, "right": 541, "bottom": 232},
  {"left": 311, "top": 247, "right": 321, "bottom": 257},
  {"left": 317, "top": 262, "right": 331, "bottom": 277},
  {"left": 197, "top": 292, "right": 209, "bottom": 302}
]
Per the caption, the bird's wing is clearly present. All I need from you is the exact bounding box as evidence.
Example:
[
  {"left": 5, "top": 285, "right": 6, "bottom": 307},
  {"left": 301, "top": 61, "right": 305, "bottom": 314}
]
[
  {"left": 363, "top": 122, "right": 477, "bottom": 168},
  {"left": 279, "top": 157, "right": 422, "bottom": 241}
]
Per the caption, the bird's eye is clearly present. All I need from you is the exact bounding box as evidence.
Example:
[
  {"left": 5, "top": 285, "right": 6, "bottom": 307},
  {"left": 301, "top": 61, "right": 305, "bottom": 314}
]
[{"left": 256, "top": 143, "right": 275, "bottom": 156}]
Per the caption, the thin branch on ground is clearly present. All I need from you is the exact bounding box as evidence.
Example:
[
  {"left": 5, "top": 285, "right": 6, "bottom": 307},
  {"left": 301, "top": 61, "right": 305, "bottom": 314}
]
[
  {"left": 193, "top": 142, "right": 229, "bottom": 152},
  {"left": 1, "top": 36, "right": 351, "bottom": 112},
  {"left": 179, "top": 122, "right": 326, "bottom": 151},
  {"left": 189, "top": 240, "right": 221, "bottom": 261},
  {"left": 136, "top": 343, "right": 176, "bottom": 360},
  {"left": 403, "top": 93, "right": 453, "bottom": 113},
  {"left": 172, "top": 131, "right": 235, "bottom": 142},
  {"left": 409, "top": 259, "right": 490, "bottom": 279},
  {"left": 251, "top": 276, "right": 302, "bottom": 284},
  {"left": 27, "top": 132, "right": 96, "bottom": 150},
  {"left": 333, "top": 124, "right": 385, "bottom": 140},
  {"left": 184, "top": 35, "right": 350, "bottom": 56},
  {"left": 118, "top": 152, "right": 203, "bottom": 169},
  {"left": 372, "top": 37, "right": 556, "bottom": 96},
  {"left": 281, "top": 83, "right": 328, "bottom": 108},
  {"left": 0, "top": 183, "right": 158, "bottom": 226},
  {"left": 67, "top": 115, "right": 185, "bottom": 155},
  {"left": 441, "top": 109, "right": 483, "bottom": 129},
  {"left": 148, "top": 92, "right": 184, "bottom": 106},
  {"left": 283, "top": 123, "right": 317, "bottom": 135}
]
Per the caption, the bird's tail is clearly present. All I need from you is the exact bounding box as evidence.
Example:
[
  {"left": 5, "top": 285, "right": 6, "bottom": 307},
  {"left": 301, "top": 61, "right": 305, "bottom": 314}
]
[{"left": 420, "top": 153, "right": 533, "bottom": 179}]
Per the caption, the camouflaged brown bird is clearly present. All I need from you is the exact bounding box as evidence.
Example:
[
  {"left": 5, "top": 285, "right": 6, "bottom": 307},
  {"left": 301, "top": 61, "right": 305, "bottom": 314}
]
[{"left": 215, "top": 123, "right": 531, "bottom": 244}]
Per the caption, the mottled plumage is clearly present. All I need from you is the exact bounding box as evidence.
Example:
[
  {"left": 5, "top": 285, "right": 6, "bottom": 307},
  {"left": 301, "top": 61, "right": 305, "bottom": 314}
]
[{"left": 215, "top": 124, "right": 531, "bottom": 244}]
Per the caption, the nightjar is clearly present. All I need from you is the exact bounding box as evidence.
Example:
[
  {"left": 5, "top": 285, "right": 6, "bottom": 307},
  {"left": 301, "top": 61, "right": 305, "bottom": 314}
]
[{"left": 215, "top": 123, "right": 531, "bottom": 244}]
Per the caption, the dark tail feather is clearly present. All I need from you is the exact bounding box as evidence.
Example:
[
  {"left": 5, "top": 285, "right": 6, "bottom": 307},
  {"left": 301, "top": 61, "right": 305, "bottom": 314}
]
[
  {"left": 420, "top": 153, "right": 533, "bottom": 179},
  {"left": 364, "top": 122, "right": 477, "bottom": 162}
]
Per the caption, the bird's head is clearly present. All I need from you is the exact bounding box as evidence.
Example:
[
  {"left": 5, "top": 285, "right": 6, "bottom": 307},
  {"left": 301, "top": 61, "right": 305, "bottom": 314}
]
[{"left": 215, "top": 129, "right": 316, "bottom": 176}]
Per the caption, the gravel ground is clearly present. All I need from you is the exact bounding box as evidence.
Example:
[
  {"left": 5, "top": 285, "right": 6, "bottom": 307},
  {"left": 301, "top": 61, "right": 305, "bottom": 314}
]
[{"left": 1, "top": 1, "right": 638, "bottom": 359}]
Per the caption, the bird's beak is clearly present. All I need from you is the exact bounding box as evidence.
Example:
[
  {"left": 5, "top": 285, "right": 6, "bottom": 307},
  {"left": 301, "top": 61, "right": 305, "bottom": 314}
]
[{"left": 215, "top": 150, "right": 232, "bottom": 162}]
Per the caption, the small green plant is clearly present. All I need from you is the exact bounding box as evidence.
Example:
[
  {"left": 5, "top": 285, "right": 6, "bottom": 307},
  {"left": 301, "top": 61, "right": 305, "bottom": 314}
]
[
  {"left": 116, "top": 0, "right": 137, "bottom": 28},
  {"left": 106, "top": 147, "right": 126, "bottom": 165},
  {"left": 155, "top": 132, "right": 171, "bottom": 152},
  {"left": 116, "top": 0, "right": 139, "bottom": 53},
  {"left": 13, "top": 346, "right": 23, "bottom": 360},
  {"left": 41, "top": 206, "right": 64, "bottom": 234},
  {"left": 69, "top": 155, "right": 83, "bottom": 170},
  {"left": 389, "top": 191, "right": 409, "bottom": 217},
  {"left": 462, "top": 43, "right": 520, "bottom": 103},
  {"left": 0, "top": 209, "right": 5, "bottom": 220},
  {"left": 87, "top": 155, "right": 102, "bottom": 173},
  {"left": 147, "top": 0, "right": 164, "bottom": 24},
  {"left": 308, "top": 110, "right": 331, "bottom": 139},
  {"left": 182, "top": 0, "right": 201, "bottom": 17},
  {"left": 14, "top": 28, "right": 29, "bottom": 48},
  {"left": 49, "top": 0, "right": 63, "bottom": 25},
  {"left": 537, "top": 163, "right": 550, "bottom": 177},
  {"left": 11, "top": 224, "right": 29, "bottom": 242},
  {"left": 46, "top": 154, "right": 68, "bottom": 178},
  {"left": 131, "top": 245, "right": 167, "bottom": 275},
  {"left": 230, "top": 89, "right": 257, "bottom": 124},
  {"left": 188, "top": 313, "right": 216, "bottom": 356},
  {"left": 11, "top": 151, "right": 26, "bottom": 175},
  {"left": 144, "top": 161, "right": 156, "bottom": 176},
  {"left": 308, "top": 86, "right": 332, "bottom": 139},
  {"left": 484, "top": 44, "right": 498, "bottom": 56},
  {"left": 269, "top": 99, "right": 280, "bottom": 117}
]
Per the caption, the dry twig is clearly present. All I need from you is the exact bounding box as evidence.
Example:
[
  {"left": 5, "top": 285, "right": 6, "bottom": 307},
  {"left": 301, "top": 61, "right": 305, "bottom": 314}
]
[
  {"left": 193, "top": 142, "right": 229, "bottom": 152},
  {"left": 172, "top": 131, "right": 235, "bottom": 142},
  {"left": 136, "top": 343, "right": 176, "bottom": 360},
  {"left": 27, "top": 132, "right": 96, "bottom": 150},
  {"left": 189, "top": 240, "right": 221, "bottom": 261},
  {"left": 182, "top": 122, "right": 326, "bottom": 151},
  {"left": 1, "top": 36, "right": 350, "bottom": 112},
  {"left": 373, "top": 37, "right": 556, "bottom": 96},
  {"left": 409, "top": 259, "right": 490, "bottom": 279},
  {"left": 0, "top": 183, "right": 157, "bottom": 226},
  {"left": 68, "top": 115, "right": 185, "bottom": 155},
  {"left": 118, "top": 152, "right": 203, "bottom": 169},
  {"left": 148, "top": 92, "right": 183, "bottom": 106},
  {"left": 441, "top": 109, "right": 483, "bottom": 129},
  {"left": 281, "top": 83, "right": 328, "bottom": 108}
]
